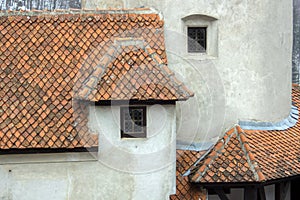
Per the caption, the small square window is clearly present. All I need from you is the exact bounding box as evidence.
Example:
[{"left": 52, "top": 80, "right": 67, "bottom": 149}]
[
  {"left": 121, "top": 106, "right": 146, "bottom": 138},
  {"left": 188, "top": 27, "right": 207, "bottom": 53}
]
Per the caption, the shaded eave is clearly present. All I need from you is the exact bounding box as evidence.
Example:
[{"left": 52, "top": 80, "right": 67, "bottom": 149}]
[
  {"left": 0, "top": 147, "right": 98, "bottom": 155},
  {"left": 94, "top": 99, "right": 178, "bottom": 106},
  {"left": 194, "top": 174, "right": 300, "bottom": 188}
]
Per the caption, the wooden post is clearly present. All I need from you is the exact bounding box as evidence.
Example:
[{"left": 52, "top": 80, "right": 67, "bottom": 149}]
[
  {"left": 258, "top": 186, "right": 266, "bottom": 200},
  {"left": 214, "top": 187, "right": 229, "bottom": 200},
  {"left": 244, "top": 186, "right": 257, "bottom": 200}
]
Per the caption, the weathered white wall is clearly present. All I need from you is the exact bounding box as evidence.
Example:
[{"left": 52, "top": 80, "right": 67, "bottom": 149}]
[
  {"left": 0, "top": 156, "right": 174, "bottom": 200},
  {"left": 83, "top": 0, "right": 293, "bottom": 145},
  {"left": 0, "top": 104, "right": 176, "bottom": 200}
]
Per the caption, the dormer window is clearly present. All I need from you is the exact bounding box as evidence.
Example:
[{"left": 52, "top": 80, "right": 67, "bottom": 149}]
[
  {"left": 188, "top": 27, "right": 207, "bottom": 53},
  {"left": 121, "top": 106, "right": 146, "bottom": 138}
]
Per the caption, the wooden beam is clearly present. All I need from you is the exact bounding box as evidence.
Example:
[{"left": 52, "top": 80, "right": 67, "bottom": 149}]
[
  {"left": 275, "top": 183, "right": 281, "bottom": 200},
  {"left": 214, "top": 188, "right": 229, "bottom": 200}
]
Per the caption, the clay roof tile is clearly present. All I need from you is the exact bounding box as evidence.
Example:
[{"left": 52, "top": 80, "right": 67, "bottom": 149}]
[
  {"left": 188, "top": 86, "right": 300, "bottom": 183},
  {"left": 0, "top": 9, "right": 187, "bottom": 150}
]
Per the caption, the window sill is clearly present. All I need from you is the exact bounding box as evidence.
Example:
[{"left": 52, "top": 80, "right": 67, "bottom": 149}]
[
  {"left": 184, "top": 53, "right": 218, "bottom": 61},
  {"left": 120, "top": 137, "right": 148, "bottom": 141}
]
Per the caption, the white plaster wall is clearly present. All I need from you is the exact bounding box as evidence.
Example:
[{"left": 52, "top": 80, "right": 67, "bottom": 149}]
[
  {"left": 90, "top": 104, "right": 177, "bottom": 199},
  {"left": 0, "top": 158, "right": 174, "bottom": 200},
  {"left": 0, "top": 104, "right": 177, "bottom": 200},
  {"left": 83, "top": 0, "right": 293, "bottom": 145}
]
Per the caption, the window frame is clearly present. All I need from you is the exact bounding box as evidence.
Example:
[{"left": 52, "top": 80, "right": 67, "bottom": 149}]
[
  {"left": 120, "top": 106, "right": 147, "bottom": 138},
  {"left": 182, "top": 14, "right": 218, "bottom": 60}
]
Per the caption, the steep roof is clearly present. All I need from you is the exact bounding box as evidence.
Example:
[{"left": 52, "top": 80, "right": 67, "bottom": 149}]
[
  {"left": 74, "top": 41, "right": 193, "bottom": 101},
  {"left": 189, "top": 126, "right": 259, "bottom": 183},
  {"left": 189, "top": 86, "right": 300, "bottom": 183},
  {"left": 170, "top": 150, "right": 207, "bottom": 200},
  {"left": 0, "top": 9, "right": 192, "bottom": 150}
]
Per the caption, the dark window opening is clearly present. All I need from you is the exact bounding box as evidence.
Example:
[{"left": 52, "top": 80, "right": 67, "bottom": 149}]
[
  {"left": 188, "top": 27, "right": 207, "bottom": 53},
  {"left": 121, "top": 106, "right": 146, "bottom": 138},
  {"left": 207, "top": 187, "right": 231, "bottom": 195}
]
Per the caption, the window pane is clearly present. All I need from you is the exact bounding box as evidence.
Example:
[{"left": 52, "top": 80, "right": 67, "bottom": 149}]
[
  {"left": 121, "top": 106, "right": 146, "bottom": 138},
  {"left": 188, "top": 27, "right": 207, "bottom": 53},
  {"left": 134, "top": 125, "right": 143, "bottom": 132}
]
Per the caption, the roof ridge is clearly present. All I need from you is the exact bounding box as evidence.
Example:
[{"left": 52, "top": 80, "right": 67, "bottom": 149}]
[
  {"left": 75, "top": 41, "right": 144, "bottom": 100},
  {"left": 236, "top": 126, "right": 266, "bottom": 182},
  {"left": 190, "top": 127, "right": 237, "bottom": 182},
  {"left": 74, "top": 45, "right": 115, "bottom": 100}
]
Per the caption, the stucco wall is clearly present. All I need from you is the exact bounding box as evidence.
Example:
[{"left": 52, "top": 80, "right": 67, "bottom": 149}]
[
  {"left": 0, "top": 156, "right": 174, "bottom": 200},
  {"left": 83, "top": 0, "right": 293, "bottom": 145},
  {"left": 0, "top": 104, "right": 176, "bottom": 200}
]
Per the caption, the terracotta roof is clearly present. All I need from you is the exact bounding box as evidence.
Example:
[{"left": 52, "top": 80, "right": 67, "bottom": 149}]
[
  {"left": 74, "top": 41, "right": 193, "bottom": 101},
  {"left": 170, "top": 150, "right": 206, "bottom": 200},
  {"left": 188, "top": 126, "right": 258, "bottom": 183},
  {"left": 189, "top": 86, "right": 300, "bottom": 183},
  {"left": 0, "top": 10, "right": 191, "bottom": 150}
]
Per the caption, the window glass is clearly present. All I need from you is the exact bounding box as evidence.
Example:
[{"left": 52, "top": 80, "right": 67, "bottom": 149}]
[
  {"left": 121, "top": 106, "right": 146, "bottom": 138},
  {"left": 188, "top": 27, "right": 207, "bottom": 53}
]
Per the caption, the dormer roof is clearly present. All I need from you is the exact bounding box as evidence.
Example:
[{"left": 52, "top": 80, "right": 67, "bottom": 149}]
[
  {"left": 74, "top": 39, "right": 193, "bottom": 101},
  {"left": 0, "top": 9, "right": 193, "bottom": 150}
]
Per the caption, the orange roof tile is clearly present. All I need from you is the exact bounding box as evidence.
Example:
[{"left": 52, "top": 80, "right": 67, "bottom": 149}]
[
  {"left": 0, "top": 10, "right": 191, "bottom": 150},
  {"left": 243, "top": 88, "right": 300, "bottom": 180},
  {"left": 170, "top": 150, "right": 206, "bottom": 200},
  {"left": 189, "top": 86, "right": 300, "bottom": 183},
  {"left": 188, "top": 127, "right": 258, "bottom": 183},
  {"left": 74, "top": 44, "right": 193, "bottom": 101}
]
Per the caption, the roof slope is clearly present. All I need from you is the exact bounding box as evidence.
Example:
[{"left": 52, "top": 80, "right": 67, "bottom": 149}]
[
  {"left": 74, "top": 42, "right": 193, "bottom": 101},
  {"left": 170, "top": 150, "right": 206, "bottom": 200},
  {"left": 189, "top": 86, "right": 300, "bottom": 183},
  {"left": 243, "top": 87, "right": 300, "bottom": 180},
  {"left": 189, "top": 127, "right": 259, "bottom": 183},
  {"left": 0, "top": 9, "right": 191, "bottom": 150}
]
